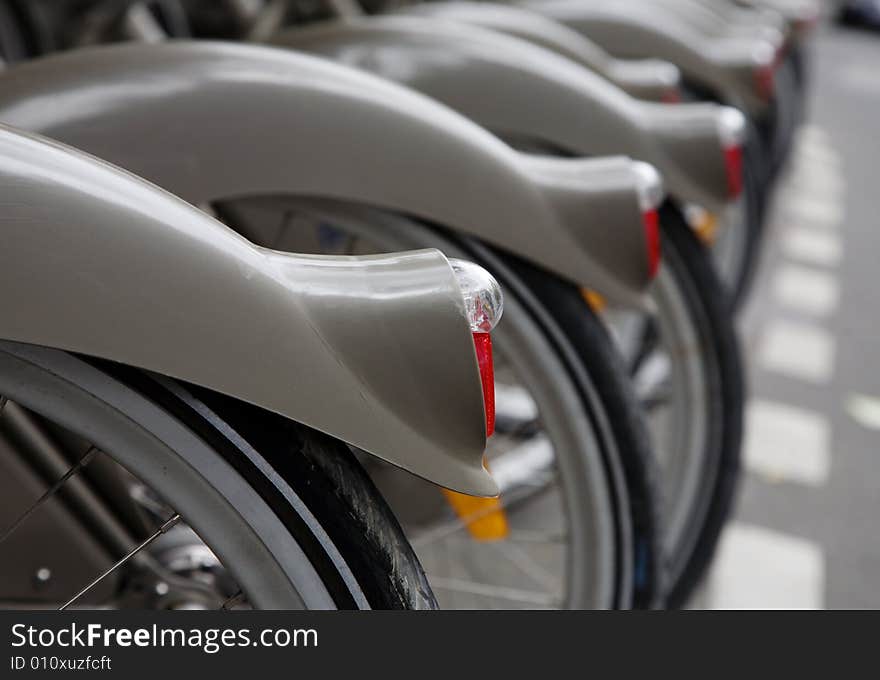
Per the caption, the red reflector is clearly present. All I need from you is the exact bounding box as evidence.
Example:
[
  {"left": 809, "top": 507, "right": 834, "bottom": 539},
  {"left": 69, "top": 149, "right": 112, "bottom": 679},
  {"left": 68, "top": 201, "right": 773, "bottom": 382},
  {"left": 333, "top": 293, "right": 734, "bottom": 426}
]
[
  {"left": 724, "top": 144, "right": 744, "bottom": 199},
  {"left": 756, "top": 43, "right": 786, "bottom": 102},
  {"left": 643, "top": 209, "right": 661, "bottom": 279},
  {"left": 661, "top": 87, "right": 682, "bottom": 104},
  {"left": 795, "top": 14, "right": 819, "bottom": 36},
  {"left": 472, "top": 332, "right": 495, "bottom": 437},
  {"left": 755, "top": 62, "right": 775, "bottom": 102}
]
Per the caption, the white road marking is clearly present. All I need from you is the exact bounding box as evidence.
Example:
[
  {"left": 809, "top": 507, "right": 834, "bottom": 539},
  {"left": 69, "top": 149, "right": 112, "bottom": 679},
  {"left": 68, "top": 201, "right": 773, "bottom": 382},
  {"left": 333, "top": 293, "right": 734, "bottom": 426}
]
[
  {"left": 706, "top": 523, "right": 825, "bottom": 609},
  {"left": 744, "top": 400, "right": 831, "bottom": 486},
  {"left": 786, "top": 164, "right": 846, "bottom": 199},
  {"left": 785, "top": 196, "right": 845, "bottom": 229},
  {"left": 794, "top": 132, "right": 842, "bottom": 166},
  {"left": 772, "top": 264, "right": 840, "bottom": 317},
  {"left": 793, "top": 149, "right": 842, "bottom": 174},
  {"left": 845, "top": 393, "right": 880, "bottom": 431},
  {"left": 798, "top": 125, "right": 830, "bottom": 145},
  {"left": 757, "top": 319, "right": 836, "bottom": 384},
  {"left": 779, "top": 228, "right": 843, "bottom": 267}
]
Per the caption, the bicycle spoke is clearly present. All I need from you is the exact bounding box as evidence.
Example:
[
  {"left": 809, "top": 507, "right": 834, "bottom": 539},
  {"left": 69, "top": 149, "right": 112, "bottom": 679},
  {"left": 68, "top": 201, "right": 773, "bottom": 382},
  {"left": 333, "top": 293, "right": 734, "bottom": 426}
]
[
  {"left": 495, "top": 540, "right": 562, "bottom": 593},
  {"left": 428, "top": 576, "right": 560, "bottom": 607},
  {"left": 219, "top": 590, "right": 246, "bottom": 611},
  {"left": 0, "top": 445, "right": 99, "bottom": 547},
  {"left": 60, "top": 513, "right": 181, "bottom": 611},
  {"left": 506, "top": 528, "right": 568, "bottom": 544}
]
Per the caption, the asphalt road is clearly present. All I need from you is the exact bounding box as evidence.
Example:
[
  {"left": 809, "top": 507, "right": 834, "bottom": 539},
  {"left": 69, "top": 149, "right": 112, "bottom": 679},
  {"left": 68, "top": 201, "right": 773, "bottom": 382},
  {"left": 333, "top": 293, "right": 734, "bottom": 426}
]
[{"left": 701, "top": 21, "right": 880, "bottom": 608}]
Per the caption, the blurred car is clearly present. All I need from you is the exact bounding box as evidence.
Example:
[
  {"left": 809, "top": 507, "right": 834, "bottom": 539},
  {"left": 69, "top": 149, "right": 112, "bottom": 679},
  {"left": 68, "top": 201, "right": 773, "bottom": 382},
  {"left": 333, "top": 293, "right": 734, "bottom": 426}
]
[{"left": 839, "top": 0, "right": 880, "bottom": 29}]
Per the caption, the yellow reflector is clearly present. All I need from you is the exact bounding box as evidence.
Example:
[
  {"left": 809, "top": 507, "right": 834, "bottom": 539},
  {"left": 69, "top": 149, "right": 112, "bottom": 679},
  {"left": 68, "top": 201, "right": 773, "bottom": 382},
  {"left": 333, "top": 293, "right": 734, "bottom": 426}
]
[
  {"left": 580, "top": 288, "right": 607, "bottom": 313},
  {"left": 441, "top": 488, "right": 509, "bottom": 541},
  {"left": 692, "top": 211, "right": 720, "bottom": 246}
]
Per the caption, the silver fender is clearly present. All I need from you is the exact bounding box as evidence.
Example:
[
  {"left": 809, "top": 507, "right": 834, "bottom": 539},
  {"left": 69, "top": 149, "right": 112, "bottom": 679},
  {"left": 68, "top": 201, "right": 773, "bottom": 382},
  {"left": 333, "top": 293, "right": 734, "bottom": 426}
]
[
  {"left": 274, "top": 17, "right": 730, "bottom": 211},
  {"left": 0, "top": 41, "right": 652, "bottom": 310},
  {"left": 397, "top": 2, "right": 682, "bottom": 103},
  {"left": 736, "top": 0, "right": 820, "bottom": 37},
  {"left": 0, "top": 125, "right": 495, "bottom": 496},
  {"left": 644, "top": 0, "right": 787, "bottom": 43},
  {"left": 516, "top": 0, "right": 776, "bottom": 116}
]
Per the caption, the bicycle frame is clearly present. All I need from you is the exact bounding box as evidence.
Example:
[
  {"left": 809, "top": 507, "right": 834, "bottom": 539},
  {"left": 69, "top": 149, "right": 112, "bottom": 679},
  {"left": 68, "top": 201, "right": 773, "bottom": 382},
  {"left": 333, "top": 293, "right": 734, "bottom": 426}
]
[{"left": 647, "top": 0, "right": 788, "bottom": 42}]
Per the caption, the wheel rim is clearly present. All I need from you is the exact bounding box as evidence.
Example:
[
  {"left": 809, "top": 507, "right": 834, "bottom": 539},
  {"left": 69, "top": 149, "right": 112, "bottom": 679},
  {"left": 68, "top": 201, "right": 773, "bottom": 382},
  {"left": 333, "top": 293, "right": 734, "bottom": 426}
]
[{"left": 0, "top": 341, "right": 352, "bottom": 610}]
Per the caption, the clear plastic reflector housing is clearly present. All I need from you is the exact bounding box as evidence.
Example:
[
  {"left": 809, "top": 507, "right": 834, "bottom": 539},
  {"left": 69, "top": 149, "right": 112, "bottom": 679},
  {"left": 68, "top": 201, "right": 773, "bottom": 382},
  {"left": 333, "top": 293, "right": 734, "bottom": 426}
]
[{"left": 449, "top": 259, "right": 504, "bottom": 333}]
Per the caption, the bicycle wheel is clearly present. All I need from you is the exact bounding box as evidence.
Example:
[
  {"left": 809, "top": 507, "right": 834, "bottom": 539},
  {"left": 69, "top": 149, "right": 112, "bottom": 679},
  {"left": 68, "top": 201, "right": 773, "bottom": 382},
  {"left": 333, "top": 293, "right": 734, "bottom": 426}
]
[
  {"left": 578, "top": 202, "right": 743, "bottom": 606},
  {"left": 0, "top": 341, "right": 434, "bottom": 609},
  {"left": 214, "top": 196, "right": 663, "bottom": 609}
]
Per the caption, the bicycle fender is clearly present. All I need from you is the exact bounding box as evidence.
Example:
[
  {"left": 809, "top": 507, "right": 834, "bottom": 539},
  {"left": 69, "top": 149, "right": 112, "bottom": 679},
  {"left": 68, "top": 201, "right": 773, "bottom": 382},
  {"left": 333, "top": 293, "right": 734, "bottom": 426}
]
[
  {"left": 0, "top": 41, "right": 652, "bottom": 310},
  {"left": 275, "top": 17, "right": 730, "bottom": 211},
  {"left": 398, "top": 1, "right": 682, "bottom": 104},
  {"left": 0, "top": 126, "right": 496, "bottom": 496},
  {"left": 516, "top": 0, "right": 773, "bottom": 116}
]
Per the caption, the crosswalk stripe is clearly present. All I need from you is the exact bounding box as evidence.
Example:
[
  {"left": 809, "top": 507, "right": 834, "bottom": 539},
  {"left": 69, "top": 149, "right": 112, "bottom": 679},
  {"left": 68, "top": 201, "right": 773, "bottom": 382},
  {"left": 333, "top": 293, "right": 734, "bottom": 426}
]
[
  {"left": 744, "top": 400, "right": 831, "bottom": 486},
  {"left": 784, "top": 197, "right": 845, "bottom": 229},
  {"left": 706, "top": 523, "right": 825, "bottom": 609},
  {"left": 757, "top": 319, "right": 836, "bottom": 384},
  {"left": 779, "top": 228, "right": 843, "bottom": 267},
  {"left": 771, "top": 264, "right": 840, "bottom": 317},
  {"left": 845, "top": 393, "right": 880, "bottom": 431}
]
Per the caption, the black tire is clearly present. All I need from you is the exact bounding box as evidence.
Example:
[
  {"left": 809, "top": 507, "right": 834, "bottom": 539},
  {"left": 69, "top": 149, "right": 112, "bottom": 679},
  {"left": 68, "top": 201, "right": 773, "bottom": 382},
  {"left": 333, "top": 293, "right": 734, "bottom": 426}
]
[
  {"left": 728, "top": 128, "right": 768, "bottom": 308},
  {"left": 492, "top": 247, "right": 664, "bottom": 608},
  {"left": 789, "top": 40, "right": 811, "bottom": 93},
  {"left": 656, "top": 204, "right": 744, "bottom": 607},
  {"left": 152, "top": 1, "right": 192, "bottom": 37},
  {"left": 0, "top": 0, "right": 30, "bottom": 61},
  {"left": 768, "top": 57, "right": 801, "bottom": 176},
  {"left": 0, "top": 342, "right": 435, "bottom": 609},
  {"left": 179, "top": 378, "right": 437, "bottom": 610}
]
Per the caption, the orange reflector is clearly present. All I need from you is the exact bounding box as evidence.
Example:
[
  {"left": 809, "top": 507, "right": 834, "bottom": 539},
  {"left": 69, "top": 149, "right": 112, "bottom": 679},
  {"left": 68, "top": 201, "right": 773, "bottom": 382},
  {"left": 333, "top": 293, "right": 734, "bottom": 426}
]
[
  {"left": 441, "top": 485, "right": 509, "bottom": 541},
  {"left": 580, "top": 288, "right": 607, "bottom": 313},
  {"left": 693, "top": 211, "right": 720, "bottom": 246}
]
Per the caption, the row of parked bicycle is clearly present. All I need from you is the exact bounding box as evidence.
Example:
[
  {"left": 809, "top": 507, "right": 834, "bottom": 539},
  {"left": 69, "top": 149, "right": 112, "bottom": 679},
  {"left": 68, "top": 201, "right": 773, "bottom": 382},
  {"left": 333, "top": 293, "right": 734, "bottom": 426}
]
[{"left": 0, "top": 0, "right": 817, "bottom": 610}]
